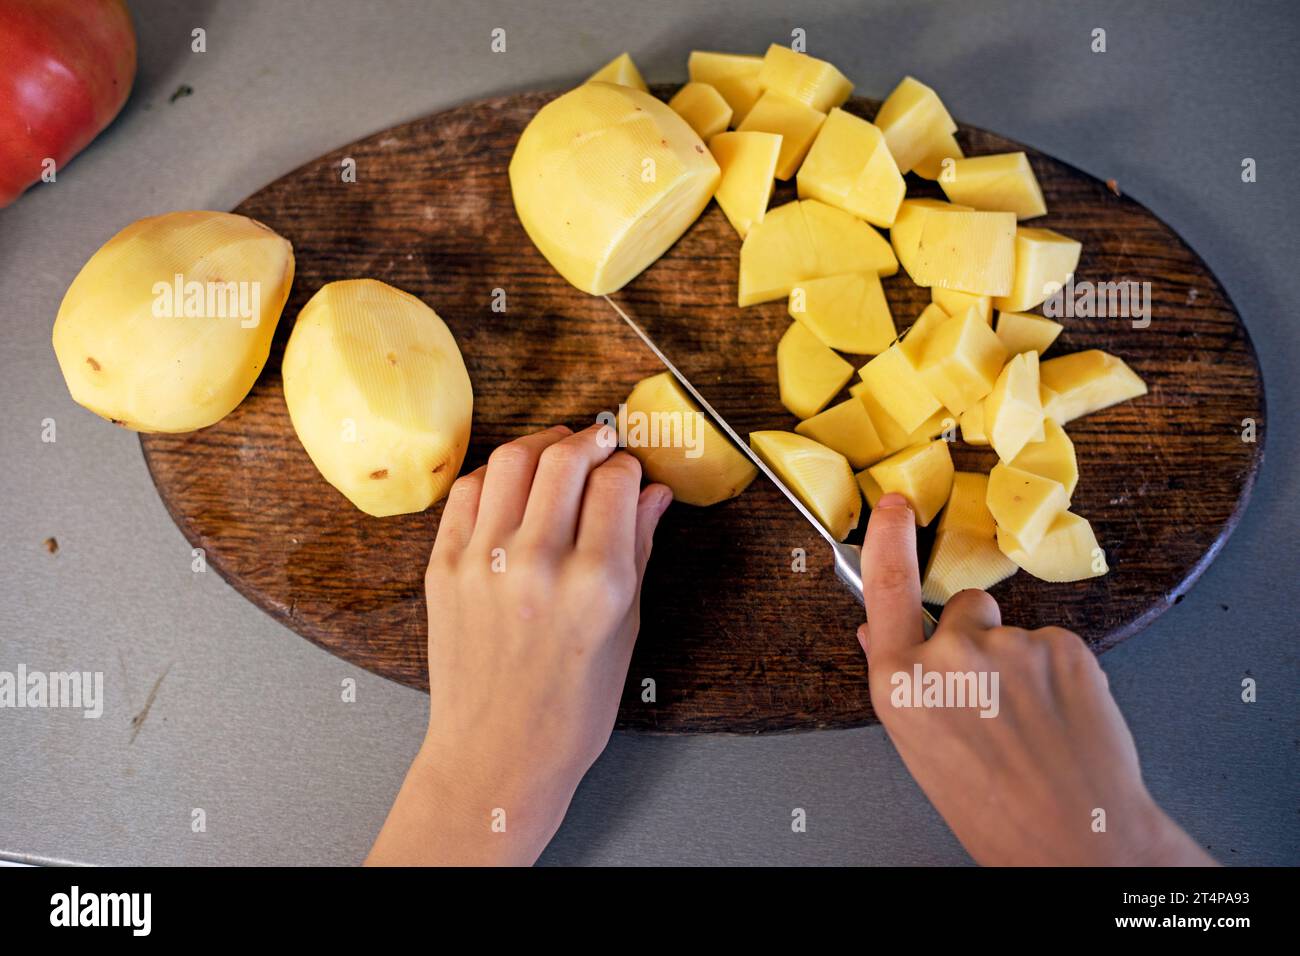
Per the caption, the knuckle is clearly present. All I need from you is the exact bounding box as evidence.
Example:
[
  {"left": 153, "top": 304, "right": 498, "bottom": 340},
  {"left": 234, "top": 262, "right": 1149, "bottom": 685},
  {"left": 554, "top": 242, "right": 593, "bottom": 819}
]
[
  {"left": 605, "top": 451, "right": 642, "bottom": 479},
  {"left": 540, "top": 440, "right": 584, "bottom": 468},
  {"left": 865, "top": 562, "right": 915, "bottom": 597},
  {"left": 488, "top": 443, "right": 532, "bottom": 470}
]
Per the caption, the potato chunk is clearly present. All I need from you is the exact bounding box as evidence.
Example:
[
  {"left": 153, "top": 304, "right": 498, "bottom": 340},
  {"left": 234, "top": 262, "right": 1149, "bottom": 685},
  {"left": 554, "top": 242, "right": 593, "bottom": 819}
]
[
  {"left": 789, "top": 271, "right": 895, "bottom": 355},
  {"left": 917, "top": 305, "right": 1008, "bottom": 415},
  {"left": 998, "top": 511, "right": 1107, "bottom": 582},
  {"left": 1009, "top": 418, "right": 1078, "bottom": 498},
  {"left": 668, "top": 82, "right": 733, "bottom": 140},
  {"left": 890, "top": 199, "right": 971, "bottom": 276},
  {"left": 939, "top": 151, "right": 1047, "bottom": 220},
  {"left": 796, "top": 397, "right": 886, "bottom": 469},
  {"left": 873, "top": 76, "right": 957, "bottom": 174},
  {"left": 852, "top": 381, "right": 951, "bottom": 459},
  {"left": 995, "top": 310, "right": 1062, "bottom": 356},
  {"left": 858, "top": 345, "right": 943, "bottom": 434},
  {"left": 993, "top": 227, "right": 1082, "bottom": 312},
  {"left": 53, "top": 211, "right": 294, "bottom": 433},
  {"left": 1039, "top": 350, "right": 1148, "bottom": 424},
  {"left": 709, "top": 131, "right": 781, "bottom": 238},
  {"left": 909, "top": 209, "right": 1018, "bottom": 296},
  {"left": 867, "top": 439, "right": 955, "bottom": 527},
  {"left": 509, "top": 82, "right": 719, "bottom": 295},
  {"left": 737, "top": 90, "right": 825, "bottom": 179},
  {"left": 738, "top": 199, "right": 896, "bottom": 306},
  {"left": 938, "top": 471, "right": 997, "bottom": 537},
  {"left": 777, "top": 321, "right": 854, "bottom": 419},
  {"left": 750, "top": 430, "right": 862, "bottom": 540},
  {"left": 586, "top": 52, "right": 649, "bottom": 91},
  {"left": 282, "top": 280, "right": 472, "bottom": 518},
  {"left": 797, "top": 107, "right": 904, "bottom": 226},
  {"left": 912, "top": 129, "right": 964, "bottom": 180},
  {"left": 985, "top": 351, "right": 1045, "bottom": 462},
  {"left": 922, "top": 531, "right": 1018, "bottom": 604},
  {"left": 986, "top": 463, "right": 1069, "bottom": 553},
  {"left": 623, "top": 372, "right": 757, "bottom": 505},
  {"left": 688, "top": 51, "right": 763, "bottom": 126},
  {"left": 756, "top": 44, "right": 853, "bottom": 112},
  {"left": 932, "top": 286, "right": 992, "bottom": 324}
]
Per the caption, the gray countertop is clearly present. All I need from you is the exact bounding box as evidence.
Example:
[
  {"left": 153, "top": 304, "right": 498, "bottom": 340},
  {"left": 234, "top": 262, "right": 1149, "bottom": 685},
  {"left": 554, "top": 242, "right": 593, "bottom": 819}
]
[{"left": 1, "top": 0, "right": 1296, "bottom": 866}]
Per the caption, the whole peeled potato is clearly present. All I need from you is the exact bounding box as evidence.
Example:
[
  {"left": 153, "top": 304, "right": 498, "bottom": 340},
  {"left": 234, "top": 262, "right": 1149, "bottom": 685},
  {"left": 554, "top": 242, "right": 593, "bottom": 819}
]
[
  {"left": 52, "top": 210, "right": 295, "bottom": 432},
  {"left": 282, "top": 279, "right": 473, "bottom": 518}
]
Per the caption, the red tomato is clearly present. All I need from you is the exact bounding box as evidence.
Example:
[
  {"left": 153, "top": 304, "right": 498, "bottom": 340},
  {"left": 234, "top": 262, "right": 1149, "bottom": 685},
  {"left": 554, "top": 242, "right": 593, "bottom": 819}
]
[{"left": 0, "top": 0, "right": 137, "bottom": 208}]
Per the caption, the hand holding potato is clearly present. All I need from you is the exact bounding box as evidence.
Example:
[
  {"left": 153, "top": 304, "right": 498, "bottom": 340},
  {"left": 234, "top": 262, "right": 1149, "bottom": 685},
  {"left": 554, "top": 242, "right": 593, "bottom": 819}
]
[
  {"left": 367, "top": 424, "right": 671, "bottom": 866},
  {"left": 859, "top": 493, "right": 1215, "bottom": 866}
]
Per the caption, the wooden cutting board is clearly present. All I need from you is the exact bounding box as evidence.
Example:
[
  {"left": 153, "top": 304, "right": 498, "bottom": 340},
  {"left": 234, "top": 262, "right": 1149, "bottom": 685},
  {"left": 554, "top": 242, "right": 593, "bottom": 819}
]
[{"left": 140, "top": 89, "right": 1265, "bottom": 733}]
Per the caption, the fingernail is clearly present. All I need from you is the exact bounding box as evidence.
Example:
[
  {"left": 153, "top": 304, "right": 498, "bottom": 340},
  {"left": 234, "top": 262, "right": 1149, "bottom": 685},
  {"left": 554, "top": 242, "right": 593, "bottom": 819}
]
[
  {"left": 875, "top": 493, "right": 910, "bottom": 510},
  {"left": 653, "top": 486, "right": 673, "bottom": 515}
]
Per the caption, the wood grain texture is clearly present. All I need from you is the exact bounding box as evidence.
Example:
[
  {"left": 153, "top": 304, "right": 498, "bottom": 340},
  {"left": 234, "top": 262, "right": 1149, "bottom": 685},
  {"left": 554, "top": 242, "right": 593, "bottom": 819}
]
[{"left": 140, "top": 88, "right": 1265, "bottom": 733}]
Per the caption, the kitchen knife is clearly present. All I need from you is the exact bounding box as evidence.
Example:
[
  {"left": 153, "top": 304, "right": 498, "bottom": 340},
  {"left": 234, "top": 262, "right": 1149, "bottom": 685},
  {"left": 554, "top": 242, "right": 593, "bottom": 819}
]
[{"left": 605, "top": 295, "right": 939, "bottom": 638}]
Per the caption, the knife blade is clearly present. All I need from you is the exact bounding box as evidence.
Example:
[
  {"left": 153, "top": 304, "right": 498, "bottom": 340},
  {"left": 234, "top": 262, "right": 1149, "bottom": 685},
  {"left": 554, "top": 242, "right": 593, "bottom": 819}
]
[{"left": 605, "top": 294, "right": 937, "bottom": 638}]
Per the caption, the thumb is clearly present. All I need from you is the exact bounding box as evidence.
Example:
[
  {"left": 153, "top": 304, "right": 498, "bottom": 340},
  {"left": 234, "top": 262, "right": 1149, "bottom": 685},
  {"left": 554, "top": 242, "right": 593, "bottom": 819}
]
[
  {"left": 860, "top": 493, "right": 924, "bottom": 663},
  {"left": 633, "top": 483, "right": 672, "bottom": 583}
]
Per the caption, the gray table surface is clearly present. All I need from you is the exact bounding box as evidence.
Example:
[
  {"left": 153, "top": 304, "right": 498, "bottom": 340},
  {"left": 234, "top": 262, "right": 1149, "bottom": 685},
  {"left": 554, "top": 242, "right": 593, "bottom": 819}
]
[{"left": 1, "top": 0, "right": 1296, "bottom": 866}]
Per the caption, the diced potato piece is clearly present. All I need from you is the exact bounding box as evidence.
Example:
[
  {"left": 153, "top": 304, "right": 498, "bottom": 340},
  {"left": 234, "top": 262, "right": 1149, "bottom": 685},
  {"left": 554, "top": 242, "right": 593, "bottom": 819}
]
[
  {"left": 898, "top": 303, "right": 951, "bottom": 367},
  {"left": 912, "top": 129, "right": 964, "bottom": 181},
  {"left": 709, "top": 130, "right": 782, "bottom": 238},
  {"left": 858, "top": 345, "right": 943, "bottom": 434},
  {"left": 852, "top": 381, "right": 951, "bottom": 460},
  {"left": 756, "top": 44, "right": 853, "bottom": 112},
  {"left": 52, "top": 211, "right": 295, "bottom": 433},
  {"left": 777, "top": 321, "right": 854, "bottom": 419},
  {"left": 802, "top": 199, "right": 898, "bottom": 277},
  {"left": 855, "top": 467, "right": 884, "bottom": 507},
  {"left": 867, "top": 439, "right": 955, "bottom": 527},
  {"left": 510, "top": 82, "right": 720, "bottom": 295},
  {"left": 1039, "top": 350, "right": 1148, "bottom": 424},
  {"left": 890, "top": 199, "right": 972, "bottom": 276},
  {"left": 917, "top": 305, "right": 1008, "bottom": 415},
  {"left": 922, "top": 530, "right": 1018, "bottom": 604},
  {"left": 937, "top": 471, "right": 996, "bottom": 537},
  {"left": 586, "top": 52, "right": 649, "bottom": 91},
  {"left": 623, "top": 372, "right": 757, "bottom": 505},
  {"left": 996, "top": 310, "right": 1062, "bottom": 356},
  {"left": 1009, "top": 418, "right": 1078, "bottom": 498},
  {"left": 959, "top": 402, "right": 988, "bottom": 445},
  {"left": 796, "top": 397, "right": 886, "bottom": 469},
  {"left": 932, "top": 287, "right": 991, "bottom": 324},
  {"left": 873, "top": 76, "right": 957, "bottom": 174},
  {"left": 993, "top": 227, "right": 1082, "bottom": 312},
  {"left": 985, "top": 351, "right": 1044, "bottom": 462},
  {"left": 910, "top": 209, "right": 1018, "bottom": 296},
  {"left": 689, "top": 51, "right": 764, "bottom": 126},
  {"left": 737, "top": 90, "right": 825, "bottom": 179},
  {"left": 986, "top": 462, "right": 1069, "bottom": 553},
  {"left": 998, "top": 511, "right": 1107, "bottom": 582},
  {"left": 750, "top": 430, "right": 862, "bottom": 540},
  {"left": 939, "top": 151, "right": 1046, "bottom": 219},
  {"left": 797, "top": 108, "right": 904, "bottom": 227},
  {"left": 789, "top": 272, "right": 895, "bottom": 355},
  {"left": 738, "top": 200, "right": 897, "bottom": 305},
  {"left": 282, "top": 280, "right": 472, "bottom": 518},
  {"left": 669, "top": 82, "right": 733, "bottom": 140}
]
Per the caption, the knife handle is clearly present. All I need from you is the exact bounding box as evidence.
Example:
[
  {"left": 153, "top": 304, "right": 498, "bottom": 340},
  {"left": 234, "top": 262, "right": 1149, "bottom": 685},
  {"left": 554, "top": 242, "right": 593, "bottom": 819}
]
[{"left": 832, "top": 541, "right": 938, "bottom": 639}]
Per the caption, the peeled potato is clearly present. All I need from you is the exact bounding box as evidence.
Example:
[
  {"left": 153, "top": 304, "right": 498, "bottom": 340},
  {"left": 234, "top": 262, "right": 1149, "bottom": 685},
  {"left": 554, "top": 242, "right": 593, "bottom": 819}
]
[
  {"left": 509, "top": 82, "right": 720, "bottom": 295},
  {"left": 282, "top": 280, "right": 472, "bottom": 518},
  {"left": 622, "top": 372, "right": 757, "bottom": 505},
  {"left": 52, "top": 210, "right": 294, "bottom": 432},
  {"left": 586, "top": 52, "right": 648, "bottom": 91},
  {"left": 750, "top": 430, "right": 861, "bottom": 540}
]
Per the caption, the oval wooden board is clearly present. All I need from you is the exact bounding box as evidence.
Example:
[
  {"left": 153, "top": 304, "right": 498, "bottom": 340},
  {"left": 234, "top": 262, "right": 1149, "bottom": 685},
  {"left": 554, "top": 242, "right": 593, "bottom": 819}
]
[{"left": 141, "top": 89, "right": 1264, "bottom": 733}]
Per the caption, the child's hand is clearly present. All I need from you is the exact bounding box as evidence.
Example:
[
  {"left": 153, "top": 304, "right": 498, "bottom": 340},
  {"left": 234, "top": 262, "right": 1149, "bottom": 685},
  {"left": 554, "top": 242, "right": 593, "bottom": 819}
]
[
  {"left": 367, "top": 423, "right": 671, "bottom": 866},
  {"left": 859, "top": 493, "right": 1215, "bottom": 866}
]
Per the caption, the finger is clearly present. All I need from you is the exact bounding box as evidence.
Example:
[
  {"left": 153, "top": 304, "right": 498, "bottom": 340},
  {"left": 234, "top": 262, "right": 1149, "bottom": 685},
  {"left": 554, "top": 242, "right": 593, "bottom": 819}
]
[
  {"left": 575, "top": 451, "right": 644, "bottom": 557},
  {"left": 521, "top": 423, "right": 619, "bottom": 548},
  {"left": 631, "top": 482, "right": 672, "bottom": 585},
  {"left": 860, "top": 493, "right": 923, "bottom": 661},
  {"left": 430, "top": 465, "right": 486, "bottom": 561},
  {"left": 937, "top": 588, "right": 1002, "bottom": 634},
  {"left": 473, "top": 425, "right": 572, "bottom": 542}
]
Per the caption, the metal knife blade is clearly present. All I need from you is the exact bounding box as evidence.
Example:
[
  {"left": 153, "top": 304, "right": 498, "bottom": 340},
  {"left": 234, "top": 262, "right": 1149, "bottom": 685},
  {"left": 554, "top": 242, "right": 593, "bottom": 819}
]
[{"left": 605, "top": 295, "right": 937, "bottom": 637}]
